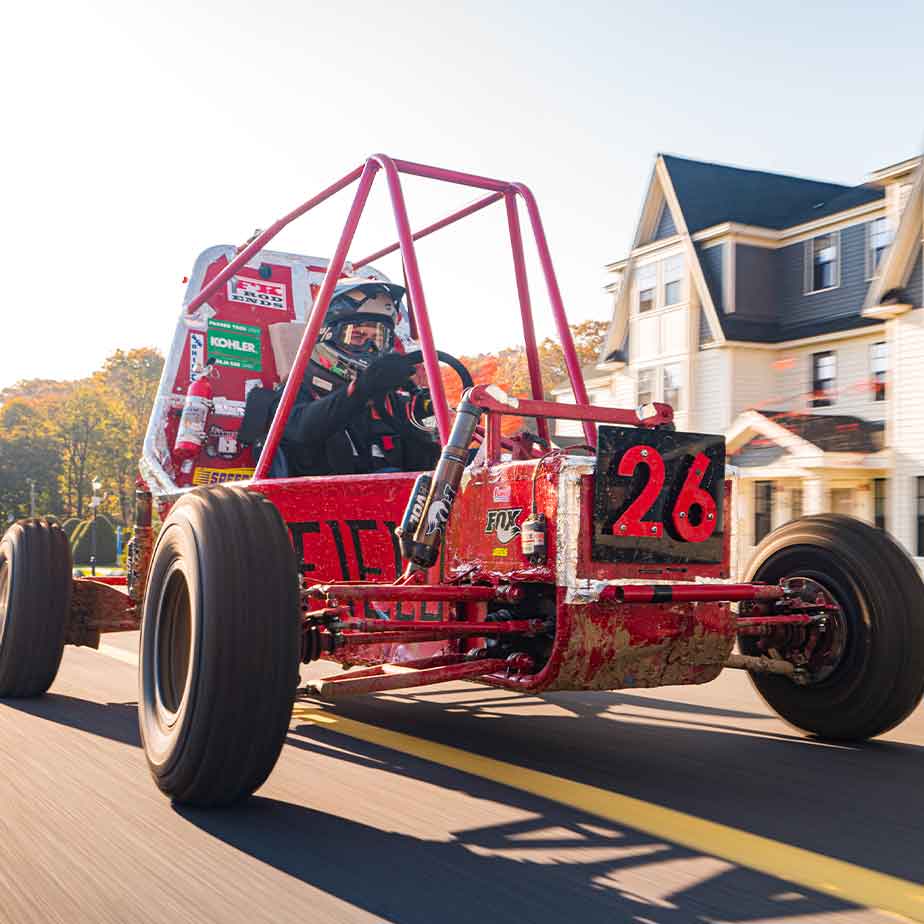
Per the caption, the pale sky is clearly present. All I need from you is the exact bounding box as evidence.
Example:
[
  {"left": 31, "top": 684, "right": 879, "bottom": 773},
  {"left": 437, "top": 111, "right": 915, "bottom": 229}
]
[{"left": 2, "top": 0, "right": 922, "bottom": 389}]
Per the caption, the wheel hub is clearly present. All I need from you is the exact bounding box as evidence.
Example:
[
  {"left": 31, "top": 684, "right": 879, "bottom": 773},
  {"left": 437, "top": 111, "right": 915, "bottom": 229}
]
[{"left": 760, "top": 576, "right": 848, "bottom": 685}]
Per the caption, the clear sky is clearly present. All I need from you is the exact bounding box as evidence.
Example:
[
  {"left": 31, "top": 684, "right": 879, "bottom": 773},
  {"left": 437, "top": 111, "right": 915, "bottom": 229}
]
[{"left": 2, "top": 0, "right": 921, "bottom": 389}]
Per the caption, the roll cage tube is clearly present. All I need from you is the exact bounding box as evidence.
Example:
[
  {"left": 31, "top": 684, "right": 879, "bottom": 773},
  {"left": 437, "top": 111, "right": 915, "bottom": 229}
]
[{"left": 181, "top": 155, "right": 595, "bottom": 480}]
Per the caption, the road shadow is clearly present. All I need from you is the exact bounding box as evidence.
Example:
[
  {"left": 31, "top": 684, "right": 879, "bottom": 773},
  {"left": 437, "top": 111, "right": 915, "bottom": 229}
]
[
  {"left": 179, "top": 782, "right": 863, "bottom": 924},
  {"left": 309, "top": 685, "right": 924, "bottom": 886},
  {"left": 0, "top": 694, "right": 140, "bottom": 747}
]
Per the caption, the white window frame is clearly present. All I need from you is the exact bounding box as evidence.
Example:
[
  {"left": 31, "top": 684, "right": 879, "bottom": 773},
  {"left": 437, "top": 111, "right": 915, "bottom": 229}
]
[
  {"left": 811, "top": 349, "right": 837, "bottom": 408},
  {"left": 865, "top": 217, "right": 893, "bottom": 280},
  {"left": 804, "top": 231, "right": 841, "bottom": 294},
  {"left": 663, "top": 254, "right": 684, "bottom": 306},
  {"left": 636, "top": 263, "right": 657, "bottom": 314},
  {"left": 869, "top": 340, "right": 887, "bottom": 402},
  {"left": 635, "top": 361, "right": 684, "bottom": 413}
]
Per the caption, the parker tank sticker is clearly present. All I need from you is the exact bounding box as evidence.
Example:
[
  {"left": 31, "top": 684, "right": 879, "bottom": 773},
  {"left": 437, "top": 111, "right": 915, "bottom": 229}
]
[{"left": 207, "top": 318, "right": 262, "bottom": 371}]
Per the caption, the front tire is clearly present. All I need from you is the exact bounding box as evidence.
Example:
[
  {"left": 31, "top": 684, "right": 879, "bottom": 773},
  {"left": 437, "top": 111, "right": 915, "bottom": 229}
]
[
  {"left": 741, "top": 514, "right": 924, "bottom": 740},
  {"left": 139, "top": 486, "right": 300, "bottom": 806},
  {"left": 0, "top": 519, "right": 71, "bottom": 697}
]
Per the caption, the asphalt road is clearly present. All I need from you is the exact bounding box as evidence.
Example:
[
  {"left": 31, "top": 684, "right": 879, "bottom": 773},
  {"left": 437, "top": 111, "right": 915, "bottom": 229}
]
[{"left": 1, "top": 632, "right": 923, "bottom": 924}]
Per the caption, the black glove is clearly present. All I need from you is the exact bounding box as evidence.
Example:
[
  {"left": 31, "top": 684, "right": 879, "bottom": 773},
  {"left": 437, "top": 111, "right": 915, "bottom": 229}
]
[{"left": 354, "top": 352, "right": 416, "bottom": 399}]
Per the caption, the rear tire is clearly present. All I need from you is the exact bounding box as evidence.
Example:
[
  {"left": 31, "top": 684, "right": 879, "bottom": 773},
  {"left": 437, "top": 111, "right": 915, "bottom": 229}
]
[
  {"left": 139, "top": 486, "right": 300, "bottom": 807},
  {"left": 0, "top": 518, "right": 72, "bottom": 698},
  {"left": 741, "top": 514, "right": 924, "bottom": 740}
]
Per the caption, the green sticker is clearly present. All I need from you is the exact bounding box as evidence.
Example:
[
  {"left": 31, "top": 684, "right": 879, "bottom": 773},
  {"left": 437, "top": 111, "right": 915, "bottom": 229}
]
[{"left": 207, "top": 318, "right": 262, "bottom": 371}]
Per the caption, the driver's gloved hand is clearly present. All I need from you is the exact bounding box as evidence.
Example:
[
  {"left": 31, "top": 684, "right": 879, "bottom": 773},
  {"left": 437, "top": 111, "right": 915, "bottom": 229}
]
[{"left": 353, "top": 352, "right": 417, "bottom": 400}]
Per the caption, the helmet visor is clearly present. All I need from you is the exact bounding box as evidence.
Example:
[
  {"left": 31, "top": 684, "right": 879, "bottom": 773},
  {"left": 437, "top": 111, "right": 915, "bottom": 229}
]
[{"left": 328, "top": 316, "right": 395, "bottom": 355}]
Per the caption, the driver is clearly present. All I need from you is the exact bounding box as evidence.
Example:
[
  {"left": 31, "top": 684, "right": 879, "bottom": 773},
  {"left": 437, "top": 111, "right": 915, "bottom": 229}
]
[{"left": 271, "top": 278, "right": 440, "bottom": 477}]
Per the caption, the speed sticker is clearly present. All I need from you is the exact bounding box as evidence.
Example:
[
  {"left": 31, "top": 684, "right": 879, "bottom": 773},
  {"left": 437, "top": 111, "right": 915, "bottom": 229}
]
[
  {"left": 192, "top": 467, "right": 254, "bottom": 486},
  {"left": 227, "top": 275, "right": 289, "bottom": 311}
]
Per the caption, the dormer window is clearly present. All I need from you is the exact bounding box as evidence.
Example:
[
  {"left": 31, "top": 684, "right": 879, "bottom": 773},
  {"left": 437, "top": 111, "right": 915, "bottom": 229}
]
[
  {"left": 866, "top": 218, "right": 893, "bottom": 278},
  {"left": 637, "top": 263, "right": 656, "bottom": 313},
  {"left": 805, "top": 233, "right": 839, "bottom": 293}
]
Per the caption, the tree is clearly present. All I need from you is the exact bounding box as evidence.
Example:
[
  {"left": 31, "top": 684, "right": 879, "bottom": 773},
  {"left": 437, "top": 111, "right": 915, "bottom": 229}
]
[
  {"left": 94, "top": 349, "right": 164, "bottom": 522},
  {"left": 436, "top": 321, "right": 608, "bottom": 437}
]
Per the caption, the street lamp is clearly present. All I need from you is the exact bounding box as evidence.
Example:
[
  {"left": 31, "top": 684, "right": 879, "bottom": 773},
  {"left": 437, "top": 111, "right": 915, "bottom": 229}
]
[{"left": 90, "top": 478, "right": 102, "bottom": 577}]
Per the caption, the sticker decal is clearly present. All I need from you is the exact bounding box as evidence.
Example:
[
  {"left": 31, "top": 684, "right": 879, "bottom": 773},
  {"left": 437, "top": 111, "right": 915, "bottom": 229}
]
[
  {"left": 208, "top": 318, "right": 262, "bottom": 371},
  {"left": 492, "top": 484, "right": 512, "bottom": 504},
  {"left": 492, "top": 547, "right": 509, "bottom": 557},
  {"left": 189, "top": 332, "right": 205, "bottom": 380},
  {"left": 227, "top": 275, "right": 289, "bottom": 311},
  {"left": 425, "top": 484, "right": 456, "bottom": 536},
  {"left": 485, "top": 507, "right": 524, "bottom": 544},
  {"left": 191, "top": 467, "right": 254, "bottom": 486}
]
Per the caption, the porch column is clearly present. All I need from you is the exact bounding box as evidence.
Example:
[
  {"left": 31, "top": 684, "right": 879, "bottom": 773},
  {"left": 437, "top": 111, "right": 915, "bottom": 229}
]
[
  {"left": 775, "top": 482, "right": 792, "bottom": 528},
  {"left": 803, "top": 477, "right": 827, "bottom": 515}
]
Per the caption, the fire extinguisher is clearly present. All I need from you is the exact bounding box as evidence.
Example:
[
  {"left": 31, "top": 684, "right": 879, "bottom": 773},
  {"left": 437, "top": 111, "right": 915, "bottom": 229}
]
[{"left": 174, "top": 361, "right": 215, "bottom": 463}]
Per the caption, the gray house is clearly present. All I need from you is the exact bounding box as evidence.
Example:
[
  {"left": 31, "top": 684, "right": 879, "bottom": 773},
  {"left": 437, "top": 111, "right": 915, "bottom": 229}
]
[{"left": 556, "top": 153, "right": 924, "bottom": 571}]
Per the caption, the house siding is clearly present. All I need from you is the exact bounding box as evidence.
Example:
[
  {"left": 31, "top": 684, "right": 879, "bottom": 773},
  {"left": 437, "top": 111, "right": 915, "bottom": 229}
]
[
  {"left": 774, "top": 332, "right": 886, "bottom": 420},
  {"left": 653, "top": 205, "right": 677, "bottom": 240},
  {"left": 698, "top": 244, "right": 725, "bottom": 314},
  {"left": 907, "top": 248, "right": 923, "bottom": 306},
  {"left": 692, "top": 348, "right": 729, "bottom": 433},
  {"left": 735, "top": 245, "right": 777, "bottom": 320},
  {"left": 775, "top": 223, "right": 869, "bottom": 332},
  {"left": 729, "top": 348, "right": 776, "bottom": 418},
  {"left": 888, "top": 309, "right": 924, "bottom": 559}
]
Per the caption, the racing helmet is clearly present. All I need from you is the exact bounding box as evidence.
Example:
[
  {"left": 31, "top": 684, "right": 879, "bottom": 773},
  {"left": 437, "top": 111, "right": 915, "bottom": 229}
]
[{"left": 307, "top": 277, "right": 407, "bottom": 392}]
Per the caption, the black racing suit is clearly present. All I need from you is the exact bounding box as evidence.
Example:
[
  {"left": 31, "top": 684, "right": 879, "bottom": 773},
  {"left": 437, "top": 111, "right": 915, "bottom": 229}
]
[{"left": 280, "top": 383, "right": 439, "bottom": 476}]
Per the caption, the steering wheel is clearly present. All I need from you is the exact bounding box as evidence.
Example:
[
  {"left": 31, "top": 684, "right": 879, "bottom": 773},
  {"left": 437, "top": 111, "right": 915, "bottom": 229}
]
[
  {"left": 396, "top": 349, "right": 473, "bottom": 434},
  {"left": 401, "top": 349, "right": 474, "bottom": 391}
]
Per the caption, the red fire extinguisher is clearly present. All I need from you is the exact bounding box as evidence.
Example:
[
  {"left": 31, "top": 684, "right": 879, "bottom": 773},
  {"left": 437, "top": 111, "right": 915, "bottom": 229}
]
[{"left": 174, "top": 363, "right": 214, "bottom": 462}]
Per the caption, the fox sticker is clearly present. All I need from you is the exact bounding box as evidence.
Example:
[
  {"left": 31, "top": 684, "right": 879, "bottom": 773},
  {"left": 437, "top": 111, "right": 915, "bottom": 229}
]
[{"left": 485, "top": 507, "right": 524, "bottom": 545}]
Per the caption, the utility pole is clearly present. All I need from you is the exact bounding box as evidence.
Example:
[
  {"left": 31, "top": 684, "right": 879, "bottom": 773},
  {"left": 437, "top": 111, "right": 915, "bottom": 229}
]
[
  {"left": 28, "top": 480, "right": 36, "bottom": 517},
  {"left": 90, "top": 478, "right": 102, "bottom": 577}
]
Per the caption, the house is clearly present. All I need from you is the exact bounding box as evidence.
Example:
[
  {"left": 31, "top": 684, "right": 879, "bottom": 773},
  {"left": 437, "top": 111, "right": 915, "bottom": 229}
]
[{"left": 554, "top": 152, "right": 923, "bottom": 571}]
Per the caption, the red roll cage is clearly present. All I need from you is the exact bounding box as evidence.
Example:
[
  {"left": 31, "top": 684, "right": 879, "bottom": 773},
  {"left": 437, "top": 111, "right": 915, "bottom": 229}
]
[{"left": 185, "top": 154, "right": 603, "bottom": 477}]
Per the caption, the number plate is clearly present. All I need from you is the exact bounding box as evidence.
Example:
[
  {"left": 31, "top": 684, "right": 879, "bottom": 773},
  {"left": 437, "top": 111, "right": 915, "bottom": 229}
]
[{"left": 592, "top": 426, "right": 726, "bottom": 565}]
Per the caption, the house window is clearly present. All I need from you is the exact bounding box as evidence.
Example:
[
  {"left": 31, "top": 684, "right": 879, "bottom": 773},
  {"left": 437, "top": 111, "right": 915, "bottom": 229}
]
[
  {"left": 637, "top": 264, "right": 656, "bottom": 314},
  {"left": 811, "top": 351, "right": 837, "bottom": 407},
  {"left": 867, "top": 218, "right": 893, "bottom": 278},
  {"left": 873, "top": 478, "right": 886, "bottom": 530},
  {"left": 917, "top": 478, "right": 924, "bottom": 557},
  {"left": 637, "top": 368, "right": 656, "bottom": 406},
  {"left": 754, "top": 481, "right": 774, "bottom": 544},
  {"left": 870, "top": 341, "right": 887, "bottom": 402},
  {"left": 662, "top": 363, "right": 682, "bottom": 410},
  {"left": 663, "top": 255, "right": 684, "bottom": 306},
  {"left": 805, "top": 233, "right": 839, "bottom": 292}
]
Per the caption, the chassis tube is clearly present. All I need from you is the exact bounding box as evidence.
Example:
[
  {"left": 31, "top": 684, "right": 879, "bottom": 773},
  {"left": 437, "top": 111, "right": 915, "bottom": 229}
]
[{"left": 599, "top": 584, "right": 785, "bottom": 604}]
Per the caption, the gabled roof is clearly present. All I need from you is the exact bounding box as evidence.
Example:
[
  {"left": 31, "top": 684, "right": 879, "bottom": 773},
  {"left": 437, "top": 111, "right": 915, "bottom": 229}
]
[
  {"left": 754, "top": 410, "right": 884, "bottom": 453},
  {"left": 662, "top": 154, "right": 884, "bottom": 232}
]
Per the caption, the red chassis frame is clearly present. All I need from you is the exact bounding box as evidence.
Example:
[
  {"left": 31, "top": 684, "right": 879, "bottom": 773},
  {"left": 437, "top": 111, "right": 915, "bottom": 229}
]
[{"left": 109, "top": 155, "right": 816, "bottom": 697}]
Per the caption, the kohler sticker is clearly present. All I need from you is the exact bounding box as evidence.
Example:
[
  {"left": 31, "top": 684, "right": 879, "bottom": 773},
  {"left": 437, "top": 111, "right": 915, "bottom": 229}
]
[
  {"left": 207, "top": 318, "right": 262, "bottom": 371},
  {"left": 227, "top": 275, "right": 289, "bottom": 311},
  {"left": 485, "top": 507, "right": 524, "bottom": 545}
]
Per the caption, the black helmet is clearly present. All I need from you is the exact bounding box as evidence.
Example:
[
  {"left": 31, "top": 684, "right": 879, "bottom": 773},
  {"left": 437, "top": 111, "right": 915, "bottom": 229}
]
[{"left": 307, "top": 277, "right": 406, "bottom": 393}]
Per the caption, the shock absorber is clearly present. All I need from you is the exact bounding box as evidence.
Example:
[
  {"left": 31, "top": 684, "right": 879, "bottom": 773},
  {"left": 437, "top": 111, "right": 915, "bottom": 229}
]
[{"left": 398, "top": 394, "right": 482, "bottom": 571}]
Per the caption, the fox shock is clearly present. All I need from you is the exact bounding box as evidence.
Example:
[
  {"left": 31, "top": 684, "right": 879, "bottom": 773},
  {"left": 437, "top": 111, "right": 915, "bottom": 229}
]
[{"left": 396, "top": 395, "right": 482, "bottom": 571}]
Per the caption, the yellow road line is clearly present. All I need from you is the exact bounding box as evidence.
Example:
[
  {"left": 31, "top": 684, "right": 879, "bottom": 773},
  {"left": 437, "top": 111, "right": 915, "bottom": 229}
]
[
  {"left": 91, "top": 645, "right": 921, "bottom": 920},
  {"left": 291, "top": 704, "right": 924, "bottom": 922}
]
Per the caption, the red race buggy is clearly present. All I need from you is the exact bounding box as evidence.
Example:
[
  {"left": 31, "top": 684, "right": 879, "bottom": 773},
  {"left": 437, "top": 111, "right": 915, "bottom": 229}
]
[{"left": 2, "top": 155, "right": 923, "bottom": 807}]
